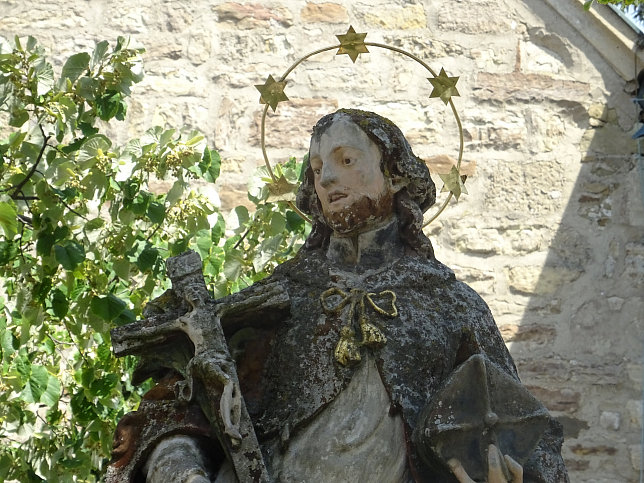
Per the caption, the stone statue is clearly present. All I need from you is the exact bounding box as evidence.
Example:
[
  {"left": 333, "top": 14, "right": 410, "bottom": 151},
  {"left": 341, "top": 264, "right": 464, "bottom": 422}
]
[{"left": 107, "top": 109, "right": 568, "bottom": 482}]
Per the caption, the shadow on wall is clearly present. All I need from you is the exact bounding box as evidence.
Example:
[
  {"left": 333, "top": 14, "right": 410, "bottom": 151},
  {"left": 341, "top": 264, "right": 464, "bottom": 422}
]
[{"left": 512, "top": 83, "right": 644, "bottom": 479}]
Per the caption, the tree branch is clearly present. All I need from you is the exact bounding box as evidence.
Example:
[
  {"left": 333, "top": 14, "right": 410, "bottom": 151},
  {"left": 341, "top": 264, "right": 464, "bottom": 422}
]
[
  {"left": 9, "top": 124, "right": 50, "bottom": 198},
  {"left": 56, "top": 195, "right": 88, "bottom": 220}
]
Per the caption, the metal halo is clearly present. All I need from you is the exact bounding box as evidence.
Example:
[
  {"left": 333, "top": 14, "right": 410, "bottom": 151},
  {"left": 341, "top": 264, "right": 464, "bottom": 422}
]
[{"left": 256, "top": 27, "right": 465, "bottom": 227}]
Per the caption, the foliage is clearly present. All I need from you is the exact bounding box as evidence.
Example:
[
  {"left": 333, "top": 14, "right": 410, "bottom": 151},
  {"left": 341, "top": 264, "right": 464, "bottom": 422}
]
[
  {"left": 584, "top": 0, "right": 644, "bottom": 14},
  {"left": 0, "top": 36, "right": 307, "bottom": 481}
]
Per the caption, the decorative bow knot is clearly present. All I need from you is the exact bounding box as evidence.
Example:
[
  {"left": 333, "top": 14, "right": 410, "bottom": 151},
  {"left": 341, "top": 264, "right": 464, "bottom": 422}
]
[{"left": 320, "top": 287, "right": 398, "bottom": 366}]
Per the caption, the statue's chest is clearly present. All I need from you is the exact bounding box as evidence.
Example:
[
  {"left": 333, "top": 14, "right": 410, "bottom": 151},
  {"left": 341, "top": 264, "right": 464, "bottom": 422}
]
[{"left": 265, "top": 355, "right": 408, "bottom": 480}]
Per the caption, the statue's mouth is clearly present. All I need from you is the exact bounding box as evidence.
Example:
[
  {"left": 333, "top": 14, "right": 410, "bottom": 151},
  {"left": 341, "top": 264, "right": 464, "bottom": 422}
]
[{"left": 328, "top": 192, "right": 347, "bottom": 203}]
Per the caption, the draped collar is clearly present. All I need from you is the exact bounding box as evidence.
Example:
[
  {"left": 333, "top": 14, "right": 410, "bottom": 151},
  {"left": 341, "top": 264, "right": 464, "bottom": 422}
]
[{"left": 326, "top": 216, "right": 404, "bottom": 268}]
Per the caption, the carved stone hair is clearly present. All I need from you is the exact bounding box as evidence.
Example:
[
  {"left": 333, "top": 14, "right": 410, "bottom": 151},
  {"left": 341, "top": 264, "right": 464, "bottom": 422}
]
[{"left": 296, "top": 108, "right": 437, "bottom": 258}]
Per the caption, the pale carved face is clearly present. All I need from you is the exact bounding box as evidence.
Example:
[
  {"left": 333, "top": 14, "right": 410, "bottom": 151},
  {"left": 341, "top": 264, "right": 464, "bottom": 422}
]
[{"left": 309, "top": 117, "right": 395, "bottom": 234}]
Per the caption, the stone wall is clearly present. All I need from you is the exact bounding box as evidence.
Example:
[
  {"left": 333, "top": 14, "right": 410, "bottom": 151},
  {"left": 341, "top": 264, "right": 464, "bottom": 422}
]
[{"left": 2, "top": 0, "right": 643, "bottom": 481}]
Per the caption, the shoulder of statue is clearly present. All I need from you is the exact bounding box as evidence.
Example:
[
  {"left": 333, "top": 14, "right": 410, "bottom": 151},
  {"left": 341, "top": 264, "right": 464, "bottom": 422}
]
[
  {"left": 272, "top": 247, "right": 328, "bottom": 282},
  {"left": 391, "top": 253, "right": 457, "bottom": 284}
]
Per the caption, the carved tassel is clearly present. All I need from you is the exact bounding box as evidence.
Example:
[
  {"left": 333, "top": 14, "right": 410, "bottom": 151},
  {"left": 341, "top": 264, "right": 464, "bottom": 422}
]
[
  {"left": 359, "top": 315, "right": 387, "bottom": 348},
  {"left": 334, "top": 326, "right": 361, "bottom": 366}
]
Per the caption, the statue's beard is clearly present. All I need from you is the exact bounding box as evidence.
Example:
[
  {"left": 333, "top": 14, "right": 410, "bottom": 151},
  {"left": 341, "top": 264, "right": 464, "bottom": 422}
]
[{"left": 322, "top": 189, "right": 394, "bottom": 235}]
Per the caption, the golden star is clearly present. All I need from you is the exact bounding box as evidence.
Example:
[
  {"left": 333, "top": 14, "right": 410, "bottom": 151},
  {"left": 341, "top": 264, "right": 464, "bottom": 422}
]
[
  {"left": 335, "top": 25, "right": 369, "bottom": 63},
  {"left": 428, "top": 68, "right": 460, "bottom": 105},
  {"left": 266, "top": 174, "right": 299, "bottom": 202},
  {"left": 439, "top": 166, "right": 468, "bottom": 201},
  {"left": 255, "top": 75, "right": 289, "bottom": 112}
]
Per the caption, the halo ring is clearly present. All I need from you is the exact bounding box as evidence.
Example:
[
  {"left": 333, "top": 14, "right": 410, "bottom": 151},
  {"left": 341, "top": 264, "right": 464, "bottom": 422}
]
[{"left": 258, "top": 33, "right": 464, "bottom": 227}]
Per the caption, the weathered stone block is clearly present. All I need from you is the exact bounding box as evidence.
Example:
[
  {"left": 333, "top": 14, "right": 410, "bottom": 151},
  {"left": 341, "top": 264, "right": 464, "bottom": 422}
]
[
  {"left": 498, "top": 323, "right": 555, "bottom": 343},
  {"left": 484, "top": 160, "right": 566, "bottom": 215},
  {"left": 474, "top": 72, "right": 589, "bottom": 104},
  {"left": 607, "top": 296, "right": 625, "bottom": 311},
  {"left": 627, "top": 363, "right": 643, "bottom": 391},
  {"left": 570, "top": 444, "right": 617, "bottom": 456},
  {"left": 362, "top": 4, "right": 426, "bottom": 30},
  {"left": 213, "top": 3, "right": 293, "bottom": 29},
  {"left": 425, "top": 154, "right": 477, "bottom": 176},
  {"left": 599, "top": 411, "right": 621, "bottom": 431},
  {"left": 525, "top": 386, "right": 580, "bottom": 413},
  {"left": 625, "top": 243, "right": 644, "bottom": 285},
  {"left": 626, "top": 400, "right": 642, "bottom": 428},
  {"left": 251, "top": 98, "right": 339, "bottom": 150},
  {"left": 452, "top": 227, "right": 504, "bottom": 255},
  {"left": 187, "top": 33, "right": 212, "bottom": 64},
  {"left": 451, "top": 266, "right": 495, "bottom": 295},
  {"left": 436, "top": 0, "right": 512, "bottom": 34},
  {"left": 301, "top": 3, "right": 348, "bottom": 23},
  {"left": 506, "top": 265, "right": 581, "bottom": 295},
  {"left": 581, "top": 124, "right": 636, "bottom": 156},
  {"left": 629, "top": 444, "right": 642, "bottom": 471}
]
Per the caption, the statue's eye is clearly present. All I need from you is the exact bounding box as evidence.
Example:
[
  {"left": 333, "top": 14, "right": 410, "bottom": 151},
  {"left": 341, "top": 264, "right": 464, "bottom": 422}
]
[
  {"left": 343, "top": 158, "right": 352, "bottom": 165},
  {"left": 313, "top": 168, "right": 321, "bottom": 175}
]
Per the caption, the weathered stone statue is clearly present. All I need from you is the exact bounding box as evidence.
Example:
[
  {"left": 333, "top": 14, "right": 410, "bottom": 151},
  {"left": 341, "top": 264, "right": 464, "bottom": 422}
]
[{"left": 107, "top": 109, "right": 568, "bottom": 482}]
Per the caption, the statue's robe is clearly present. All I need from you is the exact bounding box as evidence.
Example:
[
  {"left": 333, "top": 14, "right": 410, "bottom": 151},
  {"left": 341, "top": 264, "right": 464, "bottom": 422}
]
[
  {"left": 110, "top": 219, "right": 568, "bottom": 482},
  {"left": 225, "top": 219, "right": 567, "bottom": 482}
]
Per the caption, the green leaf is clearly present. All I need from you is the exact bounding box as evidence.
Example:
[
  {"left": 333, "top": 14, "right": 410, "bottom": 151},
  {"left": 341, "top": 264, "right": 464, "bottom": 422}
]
[
  {"left": 77, "top": 76, "right": 99, "bottom": 101},
  {"left": 90, "top": 294, "right": 126, "bottom": 321},
  {"left": 166, "top": 179, "right": 187, "bottom": 206},
  {"left": 61, "top": 52, "right": 90, "bottom": 84},
  {"left": 1, "top": 325, "right": 17, "bottom": 357},
  {"left": 137, "top": 246, "right": 158, "bottom": 272},
  {"left": 90, "top": 373, "right": 118, "bottom": 398},
  {"left": 0, "top": 201, "right": 18, "bottom": 239},
  {"left": 83, "top": 217, "right": 105, "bottom": 231},
  {"left": 21, "top": 365, "right": 50, "bottom": 403},
  {"left": 201, "top": 147, "right": 221, "bottom": 183},
  {"left": 40, "top": 375, "right": 60, "bottom": 407},
  {"left": 36, "top": 230, "right": 56, "bottom": 257},
  {"left": 285, "top": 210, "right": 305, "bottom": 232},
  {"left": 50, "top": 289, "right": 69, "bottom": 318},
  {"left": 114, "top": 308, "right": 136, "bottom": 326},
  {"left": 147, "top": 201, "right": 165, "bottom": 224},
  {"left": 234, "top": 206, "right": 249, "bottom": 229},
  {"left": 8, "top": 107, "right": 29, "bottom": 128},
  {"left": 253, "top": 235, "right": 283, "bottom": 272},
  {"left": 269, "top": 212, "right": 286, "bottom": 236},
  {"left": 54, "top": 241, "right": 86, "bottom": 270},
  {"left": 70, "top": 391, "right": 97, "bottom": 424},
  {"left": 223, "top": 251, "right": 244, "bottom": 281},
  {"left": 35, "top": 61, "right": 54, "bottom": 96},
  {"left": 211, "top": 214, "right": 225, "bottom": 245},
  {"left": 0, "top": 240, "right": 17, "bottom": 265},
  {"left": 91, "top": 40, "right": 109, "bottom": 69},
  {"left": 95, "top": 90, "right": 123, "bottom": 121},
  {"left": 76, "top": 134, "right": 111, "bottom": 166},
  {"left": 112, "top": 259, "right": 131, "bottom": 280},
  {"left": 583, "top": 0, "right": 593, "bottom": 9}
]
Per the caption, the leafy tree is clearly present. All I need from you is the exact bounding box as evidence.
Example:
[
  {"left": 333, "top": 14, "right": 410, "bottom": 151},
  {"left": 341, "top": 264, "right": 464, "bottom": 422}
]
[
  {"left": 0, "top": 36, "right": 306, "bottom": 481},
  {"left": 584, "top": 0, "right": 644, "bottom": 15}
]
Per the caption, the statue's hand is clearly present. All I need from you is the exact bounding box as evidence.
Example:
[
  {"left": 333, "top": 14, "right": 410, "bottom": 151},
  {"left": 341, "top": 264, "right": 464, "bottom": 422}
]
[{"left": 448, "top": 444, "right": 523, "bottom": 483}]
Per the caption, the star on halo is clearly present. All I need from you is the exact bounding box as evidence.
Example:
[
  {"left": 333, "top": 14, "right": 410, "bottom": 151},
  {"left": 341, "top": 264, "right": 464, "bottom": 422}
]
[
  {"left": 255, "top": 75, "right": 289, "bottom": 112},
  {"left": 335, "top": 26, "right": 369, "bottom": 63},
  {"left": 428, "top": 68, "right": 460, "bottom": 105},
  {"left": 439, "top": 166, "right": 468, "bottom": 201}
]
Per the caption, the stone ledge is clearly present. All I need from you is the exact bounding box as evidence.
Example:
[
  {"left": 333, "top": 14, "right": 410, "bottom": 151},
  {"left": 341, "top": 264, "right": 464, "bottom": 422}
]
[{"left": 541, "top": 0, "right": 644, "bottom": 82}]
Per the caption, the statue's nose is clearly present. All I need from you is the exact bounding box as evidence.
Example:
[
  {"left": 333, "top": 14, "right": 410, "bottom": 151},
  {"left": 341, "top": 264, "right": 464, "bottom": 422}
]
[{"left": 319, "top": 163, "right": 338, "bottom": 187}]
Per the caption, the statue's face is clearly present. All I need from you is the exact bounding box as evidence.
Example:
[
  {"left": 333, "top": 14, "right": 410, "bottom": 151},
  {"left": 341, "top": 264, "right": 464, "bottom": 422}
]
[{"left": 309, "top": 117, "right": 394, "bottom": 234}]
